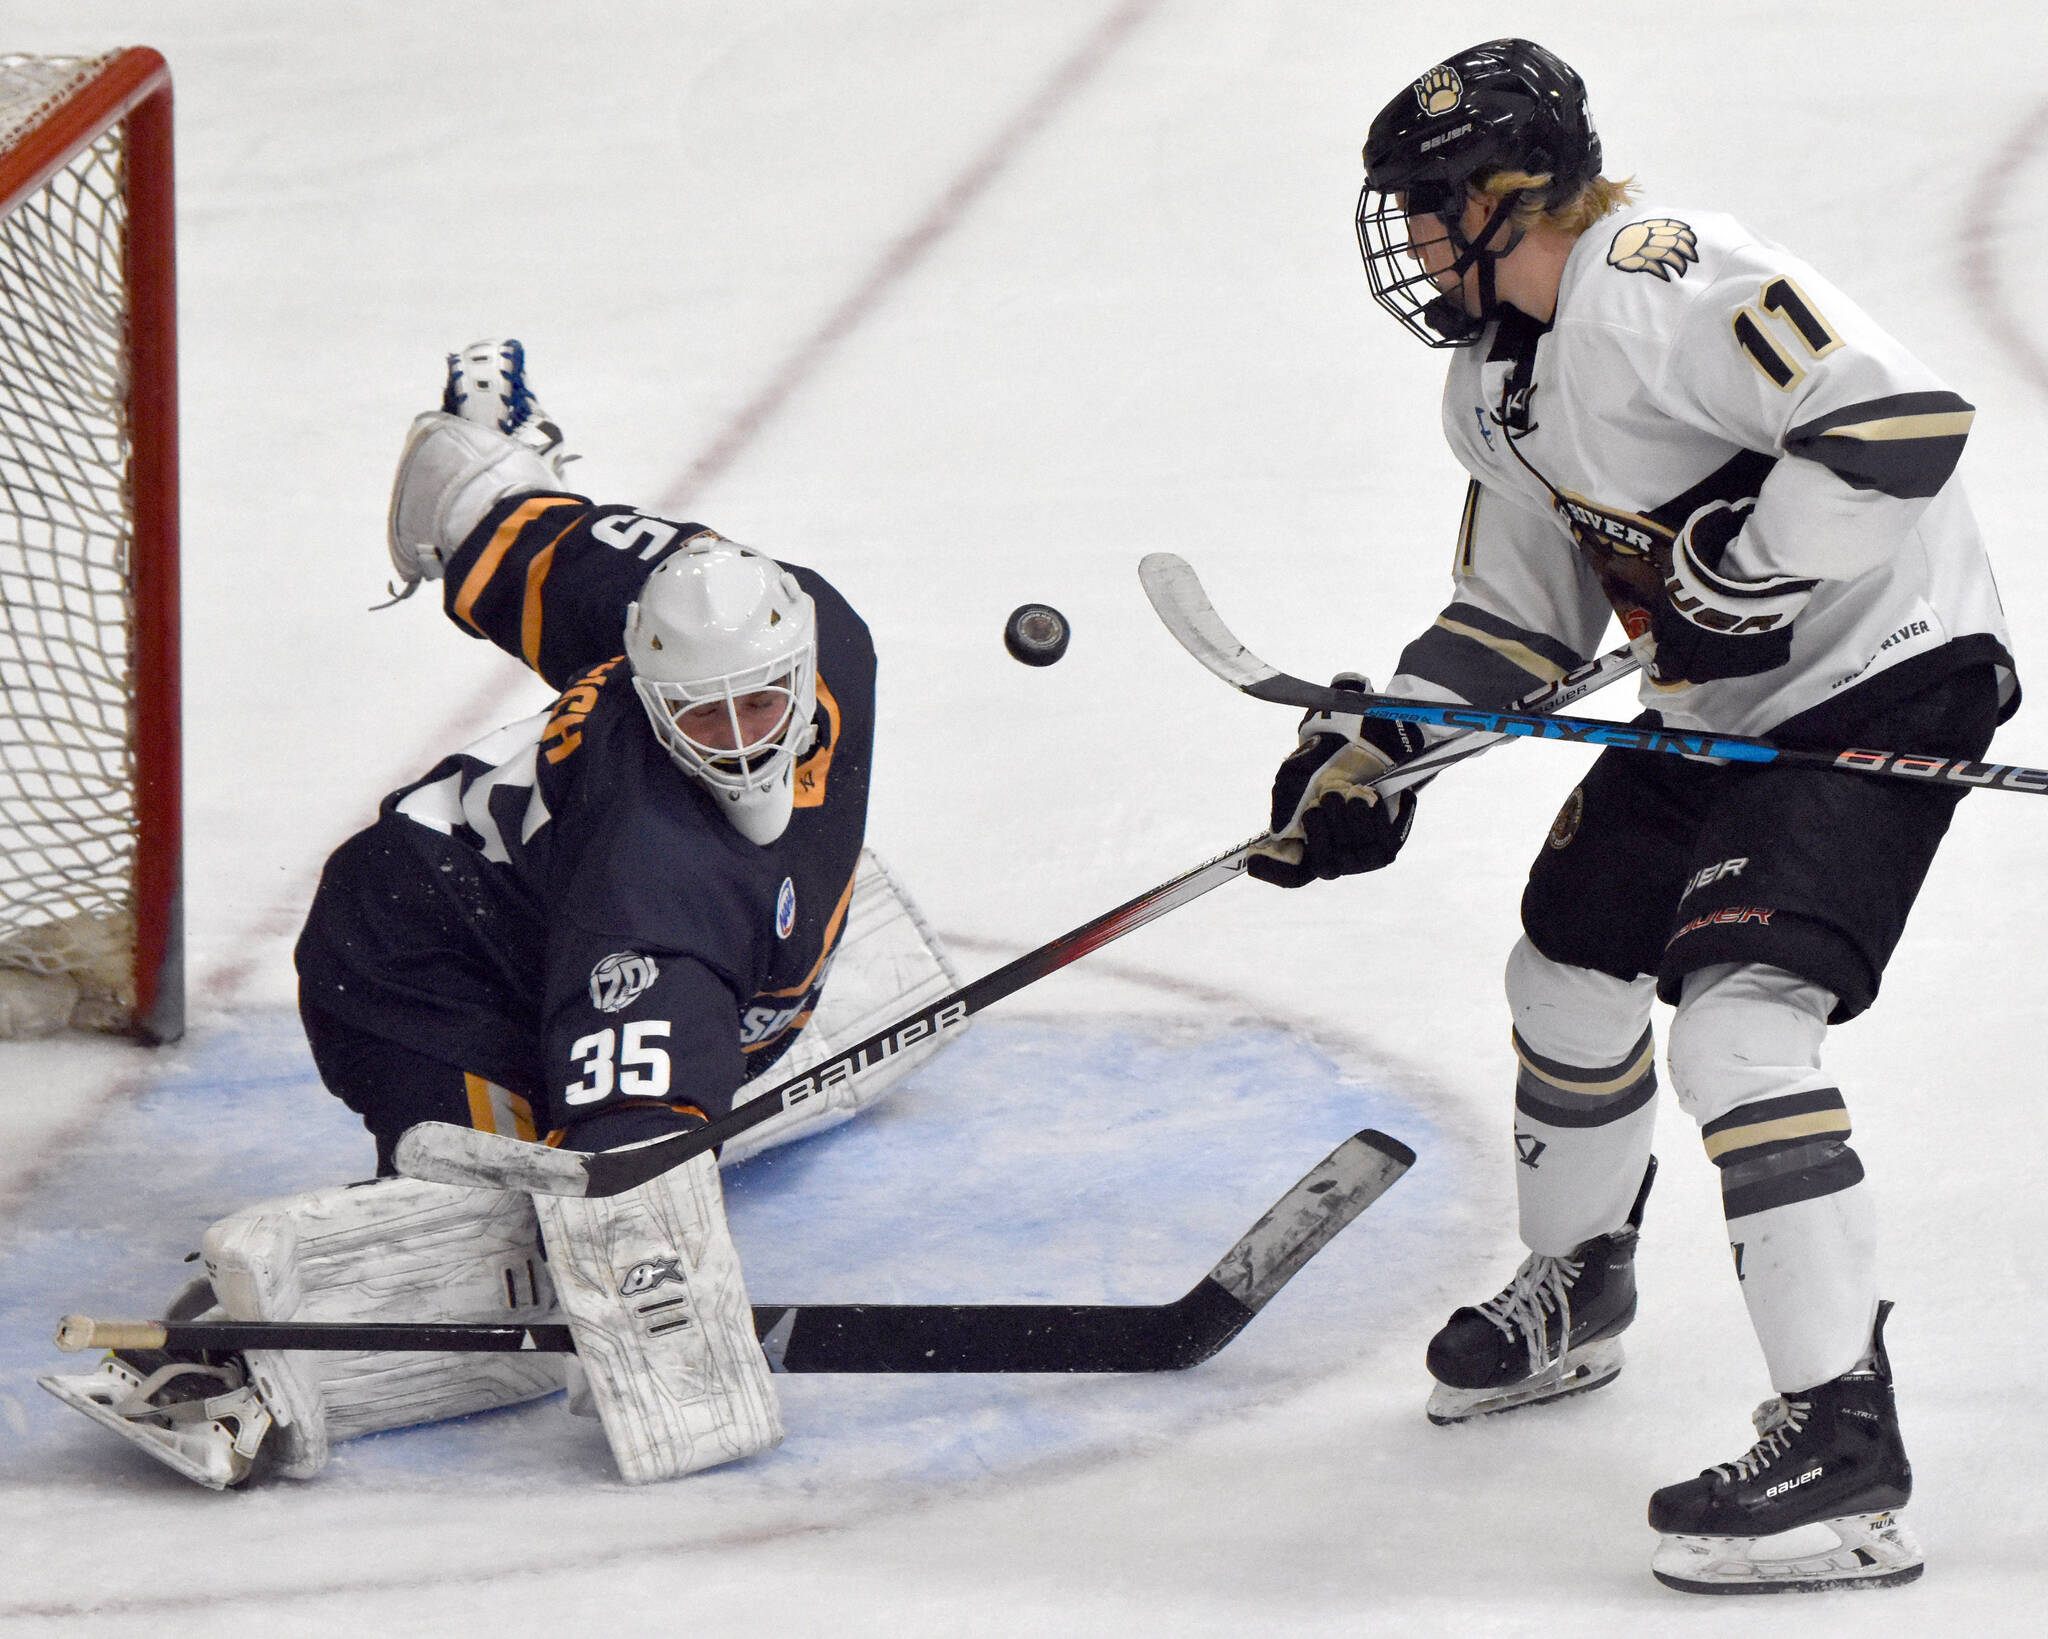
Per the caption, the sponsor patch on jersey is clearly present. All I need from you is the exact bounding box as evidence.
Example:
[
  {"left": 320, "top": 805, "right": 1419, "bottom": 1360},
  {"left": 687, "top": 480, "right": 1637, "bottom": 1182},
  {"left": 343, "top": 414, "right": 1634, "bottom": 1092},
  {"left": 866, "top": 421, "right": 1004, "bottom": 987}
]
[
  {"left": 1607, "top": 218, "right": 1699, "bottom": 281},
  {"left": 590, "top": 951, "right": 660, "bottom": 1013},
  {"left": 1414, "top": 64, "right": 1463, "bottom": 116},
  {"left": 775, "top": 876, "right": 797, "bottom": 940},
  {"left": 1547, "top": 787, "right": 1584, "bottom": 850}
]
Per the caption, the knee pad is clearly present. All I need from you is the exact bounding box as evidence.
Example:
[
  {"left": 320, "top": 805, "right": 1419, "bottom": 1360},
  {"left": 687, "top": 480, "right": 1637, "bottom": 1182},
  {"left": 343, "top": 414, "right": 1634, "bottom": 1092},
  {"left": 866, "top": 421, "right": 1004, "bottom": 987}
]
[
  {"left": 1504, "top": 936, "right": 1655, "bottom": 1069},
  {"left": 1666, "top": 962, "right": 1834, "bottom": 1127}
]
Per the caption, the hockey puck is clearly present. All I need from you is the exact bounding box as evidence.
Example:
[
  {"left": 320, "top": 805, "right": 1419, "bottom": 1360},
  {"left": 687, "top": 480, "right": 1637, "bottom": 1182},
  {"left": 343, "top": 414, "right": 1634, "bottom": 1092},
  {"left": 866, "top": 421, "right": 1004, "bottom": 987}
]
[{"left": 1004, "top": 604, "right": 1070, "bottom": 666}]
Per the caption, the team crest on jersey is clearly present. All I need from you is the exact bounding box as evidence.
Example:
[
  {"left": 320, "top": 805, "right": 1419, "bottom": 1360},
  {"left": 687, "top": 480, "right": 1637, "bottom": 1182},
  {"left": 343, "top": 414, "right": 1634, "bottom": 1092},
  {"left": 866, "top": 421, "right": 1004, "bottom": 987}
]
[
  {"left": 1547, "top": 787, "right": 1584, "bottom": 850},
  {"left": 1414, "top": 64, "right": 1463, "bottom": 116},
  {"left": 1607, "top": 218, "right": 1699, "bottom": 281},
  {"left": 1556, "top": 493, "right": 1670, "bottom": 561},
  {"left": 775, "top": 877, "right": 797, "bottom": 940},
  {"left": 590, "top": 951, "right": 660, "bottom": 1013}
]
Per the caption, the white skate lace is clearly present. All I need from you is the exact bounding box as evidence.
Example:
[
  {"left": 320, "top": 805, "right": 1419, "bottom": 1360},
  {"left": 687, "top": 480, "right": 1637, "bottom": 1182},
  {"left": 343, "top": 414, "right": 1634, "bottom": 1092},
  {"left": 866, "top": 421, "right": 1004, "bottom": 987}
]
[
  {"left": 1477, "top": 1252, "right": 1582, "bottom": 1377},
  {"left": 1710, "top": 1395, "right": 1812, "bottom": 1484}
]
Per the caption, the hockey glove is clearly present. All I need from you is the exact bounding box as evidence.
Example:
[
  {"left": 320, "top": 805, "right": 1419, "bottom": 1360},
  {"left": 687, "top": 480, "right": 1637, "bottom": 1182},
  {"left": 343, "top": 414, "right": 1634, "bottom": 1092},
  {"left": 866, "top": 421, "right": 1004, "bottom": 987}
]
[
  {"left": 1644, "top": 499, "right": 1814, "bottom": 685},
  {"left": 1246, "top": 674, "right": 1425, "bottom": 889}
]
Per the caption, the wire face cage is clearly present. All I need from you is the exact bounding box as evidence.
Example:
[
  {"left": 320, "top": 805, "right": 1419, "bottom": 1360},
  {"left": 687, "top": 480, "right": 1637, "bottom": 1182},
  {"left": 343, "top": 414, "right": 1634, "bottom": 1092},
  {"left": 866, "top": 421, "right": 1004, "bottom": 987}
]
[{"left": 0, "top": 49, "right": 181, "bottom": 1042}]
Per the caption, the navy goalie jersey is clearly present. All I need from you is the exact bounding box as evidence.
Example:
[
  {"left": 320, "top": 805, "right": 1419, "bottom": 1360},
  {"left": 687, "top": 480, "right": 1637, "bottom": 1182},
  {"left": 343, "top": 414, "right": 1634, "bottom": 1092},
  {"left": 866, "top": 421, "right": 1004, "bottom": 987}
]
[{"left": 295, "top": 491, "right": 876, "bottom": 1135}]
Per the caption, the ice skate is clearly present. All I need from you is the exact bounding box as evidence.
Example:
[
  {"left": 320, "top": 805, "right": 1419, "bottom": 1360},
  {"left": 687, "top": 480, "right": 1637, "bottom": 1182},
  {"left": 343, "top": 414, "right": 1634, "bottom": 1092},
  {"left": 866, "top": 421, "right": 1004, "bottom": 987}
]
[
  {"left": 1425, "top": 1160, "right": 1651, "bottom": 1425},
  {"left": 1648, "top": 1301, "right": 1920, "bottom": 1594},
  {"left": 37, "top": 1278, "right": 291, "bottom": 1490}
]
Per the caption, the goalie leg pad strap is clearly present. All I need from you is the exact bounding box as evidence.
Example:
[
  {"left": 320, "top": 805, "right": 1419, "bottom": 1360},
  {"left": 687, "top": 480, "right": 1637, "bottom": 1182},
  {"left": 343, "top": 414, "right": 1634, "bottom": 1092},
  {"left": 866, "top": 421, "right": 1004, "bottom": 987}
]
[{"left": 534, "top": 1152, "right": 783, "bottom": 1483}]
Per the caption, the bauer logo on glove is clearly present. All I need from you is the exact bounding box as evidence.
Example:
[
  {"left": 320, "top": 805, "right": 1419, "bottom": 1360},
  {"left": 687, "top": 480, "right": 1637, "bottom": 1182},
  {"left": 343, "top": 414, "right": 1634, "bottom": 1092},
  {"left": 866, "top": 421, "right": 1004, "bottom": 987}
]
[{"left": 1246, "top": 674, "right": 1427, "bottom": 888}]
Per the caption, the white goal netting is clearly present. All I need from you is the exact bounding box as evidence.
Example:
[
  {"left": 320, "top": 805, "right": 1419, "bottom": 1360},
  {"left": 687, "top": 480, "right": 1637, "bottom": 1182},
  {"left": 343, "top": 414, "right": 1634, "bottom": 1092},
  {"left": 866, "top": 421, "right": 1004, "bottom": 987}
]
[{"left": 0, "top": 52, "right": 146, "bottom": 1035}]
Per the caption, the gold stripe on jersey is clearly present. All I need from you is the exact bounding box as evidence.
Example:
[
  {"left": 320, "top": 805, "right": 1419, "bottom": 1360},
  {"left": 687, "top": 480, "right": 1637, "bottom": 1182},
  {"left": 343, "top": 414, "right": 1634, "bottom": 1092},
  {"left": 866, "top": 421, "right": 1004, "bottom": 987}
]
[
  {"left": 1433, "top": 614, "right": 1569, "bottom": 683},
  {"left": 464, "top": 1073, "right": 538, "bottom": 1141},
  {"left": 760, "top": 863, "right": 860, "bottom": 1003},
  {"left": 793, "top": 678, "right": 842, "bottom": 809},
  {"left": 452, "top": 496, "right": 581, "bottom": 638},
  {"left": 521, "top": 541, "right": 558, "bottom": 671},
  {"left": 1785, "top": 391, "right": 1975, "bottom": 500},
  {"left": 1454, "top": 478, "right": 1481, "bottom": 578},
  {"left": 1814, "top": 409, "right": 1975, "bottom": 444}
]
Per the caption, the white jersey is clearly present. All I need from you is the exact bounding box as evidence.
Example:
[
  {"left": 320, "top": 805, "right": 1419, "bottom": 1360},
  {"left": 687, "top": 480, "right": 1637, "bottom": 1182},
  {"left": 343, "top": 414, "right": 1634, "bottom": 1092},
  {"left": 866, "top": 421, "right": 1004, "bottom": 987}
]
[{"left": 1387, "top": 204, "right": 2016, "bottom": 738}]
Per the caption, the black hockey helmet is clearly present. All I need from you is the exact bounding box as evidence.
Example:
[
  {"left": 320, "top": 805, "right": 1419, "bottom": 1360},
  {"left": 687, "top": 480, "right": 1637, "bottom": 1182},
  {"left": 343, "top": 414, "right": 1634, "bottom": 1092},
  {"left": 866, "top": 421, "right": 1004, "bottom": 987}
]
[{"left": 1355, "top": 39, "right": 1602, "bottom": 346}]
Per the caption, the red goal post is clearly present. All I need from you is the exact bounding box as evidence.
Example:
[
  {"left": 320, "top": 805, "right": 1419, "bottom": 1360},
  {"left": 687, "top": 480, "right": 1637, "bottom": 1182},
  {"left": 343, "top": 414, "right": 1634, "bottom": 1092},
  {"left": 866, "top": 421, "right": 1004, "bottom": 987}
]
[{"left": 0, "top": 49, "right": 180, "bottom": 1043}]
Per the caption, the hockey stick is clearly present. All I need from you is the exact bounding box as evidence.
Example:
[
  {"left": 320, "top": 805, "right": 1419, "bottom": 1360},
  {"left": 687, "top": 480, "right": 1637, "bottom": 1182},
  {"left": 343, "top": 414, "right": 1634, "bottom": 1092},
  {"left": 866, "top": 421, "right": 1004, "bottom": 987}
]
[
  {"left": 56, "top": 1129, "right": 1410, "bottom": 1373},
  {"left": 1142, "top": 551, "right": 2040, "bottom": 794},
  {"left": 394, "top": 645, "right": 1636, "bottom": 1201}
]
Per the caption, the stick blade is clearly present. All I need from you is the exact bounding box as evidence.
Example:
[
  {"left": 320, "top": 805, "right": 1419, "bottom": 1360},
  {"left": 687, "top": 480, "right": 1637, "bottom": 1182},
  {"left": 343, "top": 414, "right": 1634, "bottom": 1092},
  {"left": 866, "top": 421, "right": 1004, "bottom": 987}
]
[
  {"left": 393, "top": 1122, "right": 593, "bottom": 1196},
  {"left": 1207, "top": 1128, "right": 1414, "bottom": 1315},
  {"left": 1138, "top": 553, "right": 1282, "bottom": 692}
]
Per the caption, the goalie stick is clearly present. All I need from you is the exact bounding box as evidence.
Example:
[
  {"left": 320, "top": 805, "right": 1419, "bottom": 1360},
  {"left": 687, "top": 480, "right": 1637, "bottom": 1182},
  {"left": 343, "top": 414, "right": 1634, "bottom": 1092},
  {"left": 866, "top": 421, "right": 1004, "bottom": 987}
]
[
  {"left": 1141, "top": 551, "right": 2043, "bottom": 795},
  {"left": 55, "top": 1129, "right": 1410, "bottom": 1373},
  {"left": 394, "top": 642, "right": 1633, "bottom": 1202}
]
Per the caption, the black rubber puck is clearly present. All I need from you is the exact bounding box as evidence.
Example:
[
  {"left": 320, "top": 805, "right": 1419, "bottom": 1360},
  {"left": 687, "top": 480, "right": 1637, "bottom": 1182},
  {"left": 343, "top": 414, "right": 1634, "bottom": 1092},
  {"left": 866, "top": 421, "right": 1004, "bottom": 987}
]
[{"left": 1004, "top": 603, "right": 1070, "bottom": 666}]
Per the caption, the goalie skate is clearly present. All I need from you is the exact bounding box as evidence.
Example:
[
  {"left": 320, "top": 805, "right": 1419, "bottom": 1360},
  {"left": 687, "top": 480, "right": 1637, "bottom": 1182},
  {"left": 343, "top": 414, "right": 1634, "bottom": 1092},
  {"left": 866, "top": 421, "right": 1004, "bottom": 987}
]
[{"left": 40, "top": 1353, "right": 274, "bottom": 1490}]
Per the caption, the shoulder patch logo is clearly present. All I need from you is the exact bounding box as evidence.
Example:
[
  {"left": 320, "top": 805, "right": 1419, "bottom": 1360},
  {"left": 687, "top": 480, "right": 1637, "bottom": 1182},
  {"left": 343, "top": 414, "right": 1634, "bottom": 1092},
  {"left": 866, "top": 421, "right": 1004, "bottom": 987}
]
[
  {"left": 775, "top": 877, "right": 797, "bottom": 941},
  {"left": 1608, "top": 218, "right": 1699, "bottom": 280},
  {"left": 1547, "top": 787, "right": 1585, "bottom": 851},
  {"left": 1414, "top": 64, "right": 1463, "bottom": 116},
  {"left": 590, "top": 951, "right": 660, "bottom": 1013}
]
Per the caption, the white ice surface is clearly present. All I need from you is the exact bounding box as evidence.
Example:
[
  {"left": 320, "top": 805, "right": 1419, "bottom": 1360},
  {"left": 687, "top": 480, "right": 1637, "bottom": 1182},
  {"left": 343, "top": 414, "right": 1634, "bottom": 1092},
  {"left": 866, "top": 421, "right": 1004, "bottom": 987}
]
[{"left": 4, "top": 1, "right": 2048, "bottom": 1632}]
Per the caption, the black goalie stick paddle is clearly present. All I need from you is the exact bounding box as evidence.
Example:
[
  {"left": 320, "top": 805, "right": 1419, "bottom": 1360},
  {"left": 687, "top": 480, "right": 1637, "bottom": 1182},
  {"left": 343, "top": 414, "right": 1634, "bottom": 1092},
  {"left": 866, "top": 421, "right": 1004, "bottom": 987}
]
[
  {"left": 1141, "top": 551, "right": 2043, "bottom": 794},
  {"left": 394, "top": 643, "right": 1635, "bottom": 1202},
  {"left": 55, "top": 1129, "right": 1411, "bottom": 1373}
]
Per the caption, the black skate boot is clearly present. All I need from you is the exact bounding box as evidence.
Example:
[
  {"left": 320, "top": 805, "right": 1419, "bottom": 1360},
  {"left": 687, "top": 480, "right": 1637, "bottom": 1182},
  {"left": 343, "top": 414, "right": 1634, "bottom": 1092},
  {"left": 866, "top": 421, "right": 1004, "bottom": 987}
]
[
  {"left": 1425, "top": 1159, "right": 1654, "bottom": 1425},
  {"left": 1648, "top": 1301, "right": 1920, "bottom": 1594}
]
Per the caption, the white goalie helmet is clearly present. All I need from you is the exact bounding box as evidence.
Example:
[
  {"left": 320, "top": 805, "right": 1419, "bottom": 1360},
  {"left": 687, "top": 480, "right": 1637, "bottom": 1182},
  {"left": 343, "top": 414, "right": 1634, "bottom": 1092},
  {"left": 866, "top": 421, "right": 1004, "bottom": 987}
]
[{"left": 624, "top": 536, "right": 820, "bottom": 845}]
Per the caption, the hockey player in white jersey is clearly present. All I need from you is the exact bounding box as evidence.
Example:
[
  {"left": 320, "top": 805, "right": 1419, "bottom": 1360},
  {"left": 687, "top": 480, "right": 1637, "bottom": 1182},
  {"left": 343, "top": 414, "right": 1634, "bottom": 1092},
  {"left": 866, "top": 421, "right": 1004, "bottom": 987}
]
[{"left": 1248, "top": 38, "right": 2017, "bottom": 1593}]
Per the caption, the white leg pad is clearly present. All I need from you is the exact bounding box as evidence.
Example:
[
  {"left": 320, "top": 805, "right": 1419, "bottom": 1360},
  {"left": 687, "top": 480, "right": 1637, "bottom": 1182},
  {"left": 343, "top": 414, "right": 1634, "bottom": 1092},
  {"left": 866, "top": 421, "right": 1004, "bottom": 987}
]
[
  {"left": 203, "top": 1176, "right": 563, "bottom": 1476},
  {"left": 722, "top": 848, "right": 963, "bottom": 1163},
  {"left": 534, "top": 1153, "right": 782, "bottom": 1483},
  {"left": 1728, "top": 1184, "right": 1879, "bottom": 1392},
  {"left": 1504, "top": 937, "right": 1660, "bottom": 1254}
]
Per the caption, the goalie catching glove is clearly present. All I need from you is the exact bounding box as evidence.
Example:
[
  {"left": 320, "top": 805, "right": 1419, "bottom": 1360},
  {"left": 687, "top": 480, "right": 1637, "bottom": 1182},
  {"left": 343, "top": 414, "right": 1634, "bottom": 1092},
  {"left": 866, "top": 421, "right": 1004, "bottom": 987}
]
[{"left": 1246, "top": 674, "right": 1426, "bottom": 888}]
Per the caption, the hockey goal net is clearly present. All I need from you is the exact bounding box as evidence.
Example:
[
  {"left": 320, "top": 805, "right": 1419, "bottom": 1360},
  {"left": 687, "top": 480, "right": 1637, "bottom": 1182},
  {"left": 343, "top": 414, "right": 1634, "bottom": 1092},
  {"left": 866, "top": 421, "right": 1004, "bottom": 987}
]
[{"left": 0, "top": 49, "right": 180, "bottom": 1042}]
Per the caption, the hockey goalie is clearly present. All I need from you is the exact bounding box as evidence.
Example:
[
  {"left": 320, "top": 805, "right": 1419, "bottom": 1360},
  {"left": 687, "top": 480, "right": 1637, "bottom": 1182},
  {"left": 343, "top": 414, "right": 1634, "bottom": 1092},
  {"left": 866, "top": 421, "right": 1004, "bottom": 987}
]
[{"left": 42, "top": 341, "right": 961, "bottom": 1487}]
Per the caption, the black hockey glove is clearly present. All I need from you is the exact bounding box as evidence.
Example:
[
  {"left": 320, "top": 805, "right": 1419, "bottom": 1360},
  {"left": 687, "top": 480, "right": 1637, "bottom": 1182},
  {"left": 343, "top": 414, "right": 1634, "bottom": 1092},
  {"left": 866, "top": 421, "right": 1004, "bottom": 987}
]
[
  {"left": 1644, "top": 499, "right": 1814, "bottom": 686},
  {"left": 1246, "top": 674, "right": 1426, "bottom": 889}
]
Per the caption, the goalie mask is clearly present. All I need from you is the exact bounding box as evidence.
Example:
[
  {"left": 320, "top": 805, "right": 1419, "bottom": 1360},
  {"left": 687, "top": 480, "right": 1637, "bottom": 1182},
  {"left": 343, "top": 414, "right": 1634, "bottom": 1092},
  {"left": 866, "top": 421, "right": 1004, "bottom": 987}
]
[
  {"left": 1356, "top": 38, "right": 1601, "bottom": 346},
  {"left": 624, "top": 537, "right": 819, "bottom": 845}
]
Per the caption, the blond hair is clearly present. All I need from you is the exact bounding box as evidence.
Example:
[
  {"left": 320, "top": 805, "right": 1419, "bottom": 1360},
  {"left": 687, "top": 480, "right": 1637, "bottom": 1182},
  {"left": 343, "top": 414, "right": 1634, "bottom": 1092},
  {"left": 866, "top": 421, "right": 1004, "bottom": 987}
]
[{"left": 1476, "top": 170, "right": 1640, "bottom": 236}]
